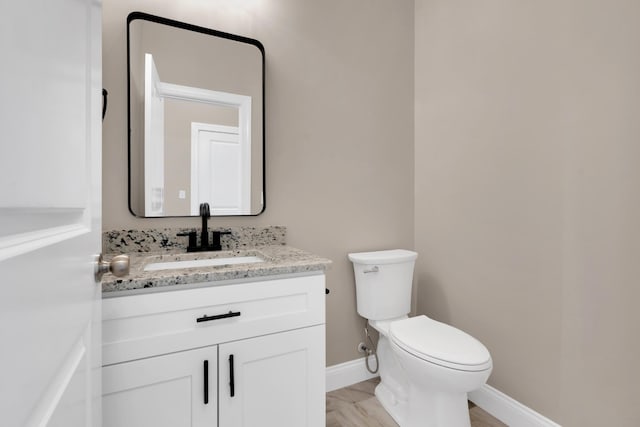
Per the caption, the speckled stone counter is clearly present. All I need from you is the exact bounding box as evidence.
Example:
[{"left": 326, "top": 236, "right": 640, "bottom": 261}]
[
  {"left": 103, "top": 226, "right": 287, "bottom": 254},
  {"left": 102, "top": 245, "right": 332, "bottom": 294}
]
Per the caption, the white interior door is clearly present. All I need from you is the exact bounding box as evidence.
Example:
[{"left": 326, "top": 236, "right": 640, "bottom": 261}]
[
  {"left": 190, "top": 123, "right": 251, "bottom": 215},
  {"left": 0, "top": 1, "right": 102, "bottom": 426}
]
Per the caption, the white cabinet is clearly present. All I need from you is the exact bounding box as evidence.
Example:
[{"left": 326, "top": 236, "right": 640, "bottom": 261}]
[
  {"left": 103, "top": 346, "right": 217, "bottom": 427},
  {"left": 219, "top": 326, "right": 325, "bottom": 427},
  {"left": 102, "top": 275, "right": 325, "bottom": 427}
]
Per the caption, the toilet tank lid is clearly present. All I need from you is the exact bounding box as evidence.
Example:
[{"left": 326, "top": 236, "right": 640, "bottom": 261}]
[{"left": 348, "top": 249, "right": 418, "bottom": 265}]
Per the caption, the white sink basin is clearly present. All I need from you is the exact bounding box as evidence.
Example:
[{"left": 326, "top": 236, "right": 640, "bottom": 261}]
[{"left": 144, "top": 256, "right": 264, "bottom": 272}]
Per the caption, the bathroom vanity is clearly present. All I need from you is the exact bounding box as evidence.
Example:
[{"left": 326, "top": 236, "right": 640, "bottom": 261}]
[{"left": 101, "top": 229, "right": 330, "bottom": 427}]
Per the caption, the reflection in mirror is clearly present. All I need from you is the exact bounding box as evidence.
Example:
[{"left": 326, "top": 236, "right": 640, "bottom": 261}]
[{"left": 127, "top": 12, "right": 265, "bottom": 217}]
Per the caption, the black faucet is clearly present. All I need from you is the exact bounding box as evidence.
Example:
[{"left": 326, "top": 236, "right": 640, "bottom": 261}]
[
  {"left": 177, "top": 203, "right": 232, "bottom": 252},
  {"left": 200, "top": 203, "right": 211, "bottom": 249}
]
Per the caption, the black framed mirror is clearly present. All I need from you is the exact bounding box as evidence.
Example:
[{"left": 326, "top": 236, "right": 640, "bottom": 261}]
[{"left": 127, "top": 12, "right": 265, "bottom": 217}]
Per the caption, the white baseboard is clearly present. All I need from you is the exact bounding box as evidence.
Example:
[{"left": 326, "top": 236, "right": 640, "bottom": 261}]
[
  {"left": 326, "top": 357, "right": 379, "bottom": 392},
  {"left": 469, "top": 384, "right": 561, "bottom": 427},
  {"left": 326, "top": 358, "right": 561, "bottom": 426}
]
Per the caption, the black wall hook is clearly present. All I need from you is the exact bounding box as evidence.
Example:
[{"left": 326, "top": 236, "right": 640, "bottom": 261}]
[{"left": 102, "top": 88, "right": 108, "bottom": 121}]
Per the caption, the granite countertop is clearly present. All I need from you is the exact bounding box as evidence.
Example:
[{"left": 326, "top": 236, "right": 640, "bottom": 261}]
[{"left": 102, "top": 245, "right": 332, "bottom": 293}]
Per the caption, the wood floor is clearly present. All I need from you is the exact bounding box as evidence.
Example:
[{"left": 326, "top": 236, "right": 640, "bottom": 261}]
[{"left": 326, "top": 378, "right": 507, "bottom": 427}]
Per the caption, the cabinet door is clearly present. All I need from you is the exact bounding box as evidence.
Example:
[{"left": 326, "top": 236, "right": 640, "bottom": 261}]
[
  {"left": 102, "top": 346, "right": 217, "bottom": 427},
  {"left": 219, "top": 325, "right": 325, "bottom": 427}
]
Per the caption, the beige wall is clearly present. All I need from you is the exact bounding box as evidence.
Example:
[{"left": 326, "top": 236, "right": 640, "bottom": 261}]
[
  {"left": 415, "top": 0, "right": 640, "bottom": 425},
  {"left": 103, "top": 0, "right": 415, "bottom": 366},
  {"left": 106, "top": 1, "right": 640, "bottom": 423}
]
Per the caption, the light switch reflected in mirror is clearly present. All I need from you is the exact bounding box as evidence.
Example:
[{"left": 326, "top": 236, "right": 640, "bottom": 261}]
[{"left": 127, "top": 12, "right": 265, "bottom": 217}]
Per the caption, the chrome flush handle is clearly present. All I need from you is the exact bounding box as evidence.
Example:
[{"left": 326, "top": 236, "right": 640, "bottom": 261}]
[
  {"left": 95, "top": 254, "right": 130, "bottom": 281},
  {"left": 363, "top": 266, "right": 379, "bottom": 274}
]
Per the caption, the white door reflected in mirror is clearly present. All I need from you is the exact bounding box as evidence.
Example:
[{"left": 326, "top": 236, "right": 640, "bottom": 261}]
[{"left": 191, "top": 123, "right": 251, "bottom": 215}]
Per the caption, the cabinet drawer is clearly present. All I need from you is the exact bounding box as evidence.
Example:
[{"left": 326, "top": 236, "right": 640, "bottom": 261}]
[{"left": 103, "top": 275, "right": 325, "bottom": 366}]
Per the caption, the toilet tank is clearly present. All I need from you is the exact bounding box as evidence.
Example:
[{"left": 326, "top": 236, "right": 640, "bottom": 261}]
[{"left": 348, "top": 249, "right": 418, "bottom": 320}]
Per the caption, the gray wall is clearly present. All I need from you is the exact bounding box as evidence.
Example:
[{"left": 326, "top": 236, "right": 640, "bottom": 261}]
[
  {"left": 415, "top": 0, "right": 640, "bottom": 425},
  {"left": 103, "top": 0, "right": 415, "bottom": 366}
]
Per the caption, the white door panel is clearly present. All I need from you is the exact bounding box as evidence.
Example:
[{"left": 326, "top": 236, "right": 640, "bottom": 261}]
[
  {"left": 0, "top": 1, "right": 90, "bottom": 209},
  {"left": 191, "top": 123, "right": 251, "bottom": 215},
  {"left": 0, "top": 0, "right": 102, "bottom": 426},
  {"left": 44, "top": 336, "right": 90, "bottom": 427}
]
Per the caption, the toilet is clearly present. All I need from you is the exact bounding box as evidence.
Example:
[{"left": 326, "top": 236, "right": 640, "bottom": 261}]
[{"left": 348, "top": 249, "right": 492, "bottom": 427}]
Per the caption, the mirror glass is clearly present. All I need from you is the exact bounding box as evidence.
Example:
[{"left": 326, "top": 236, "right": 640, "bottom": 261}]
[{"left": 127, "top": 12, "right": 264, "bottom": 217}]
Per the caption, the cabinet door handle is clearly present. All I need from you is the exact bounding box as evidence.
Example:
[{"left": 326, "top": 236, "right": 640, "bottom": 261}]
[
  {"left": 229, "top": 354, "right": 235, "bottom": 397},
  {"left": 196, "top": 310, "right": 241, "bottom": 323},
  {"left": 203, "top": 360, "right": 209, "bottom": 404}
]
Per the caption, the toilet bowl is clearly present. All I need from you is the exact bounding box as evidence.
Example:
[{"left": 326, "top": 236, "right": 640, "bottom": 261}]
[{"left": 348, "top": 250, "right": 492, "bottom": 427}]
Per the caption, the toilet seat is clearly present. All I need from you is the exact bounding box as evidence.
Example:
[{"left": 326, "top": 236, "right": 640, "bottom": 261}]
[{"left": 389, "top": 316, "right": 492, "bottom": 372}]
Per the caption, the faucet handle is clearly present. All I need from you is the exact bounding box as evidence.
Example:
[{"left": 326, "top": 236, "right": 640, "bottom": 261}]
[
  {"left": 212, "top": 231, "right": 232, "bottom": 241},
  {"left": 177, "top": 231, "right": 197, "bottom": 251}
]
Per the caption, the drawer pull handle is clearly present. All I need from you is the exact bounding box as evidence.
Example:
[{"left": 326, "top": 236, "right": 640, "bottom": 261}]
[
  {"left": 203, "top": 360, "right": 209, "bottom": 404},
  {"left": 196, "top": 311, "right": 241, "bottom": 323},
  {"left": 229, "top": 354, "right": 235, "bottom": 397}
]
